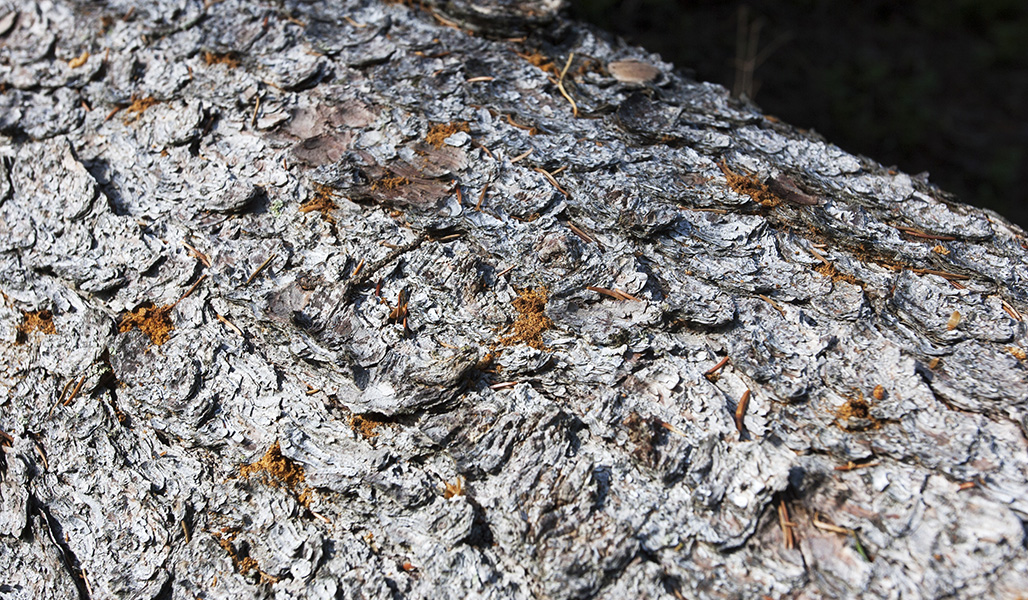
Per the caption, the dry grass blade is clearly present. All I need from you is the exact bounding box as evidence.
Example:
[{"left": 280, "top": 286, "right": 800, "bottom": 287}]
[{"left": 556, "top": 52, "right": 579, "bottom": 117}]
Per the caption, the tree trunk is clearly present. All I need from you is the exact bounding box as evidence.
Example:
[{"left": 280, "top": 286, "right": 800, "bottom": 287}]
[{"left": 2, "top": 1, "right": 1027, "bottom": 598}]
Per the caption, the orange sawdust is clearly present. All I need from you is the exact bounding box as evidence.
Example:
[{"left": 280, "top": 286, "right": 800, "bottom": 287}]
[
  {"left": 814, "top": 262, "right": 862, "bottom": 286},
  {"left": 718, "top": 160, "right": 781, "bottom": 207},
  {"left": 240, "top": 441, "right": 306, "bottom": 489},
  {"left": 239, "top": 441, "right": 314, "bottom": 509},
  {"left": 498, "top": 288, "right": 553, "bottom": 350},
  {"left": 835, "top": 393, "right": 880, "bottom": 431},
  {"left": 299, "top": 183, "right": 338, "bottom": 223},
  {"left": 517, "top": 50, "right": 558, "bottom": 76},
  {"left": 350, "top": 414, "right": 383, "bottom": 439},
  {"left": 118, "top": 303, "right": 174, "bottom": 346},
  {"left": 16, "top": 309, "right": 56, "bottom": 343},
  {"left": 476, "top": 351, "right": 502, "bottom": 373},
  {"left": 212, "top": 529, "right": 263, "bottom": 578},
  {"left": 203, "top": 51, "right": 240, "bottom": 69},
  {"left": 372, "top": 176, "right": 411, "bottom": 191},
  {"left": 425, "top": 121, "right": 470, "bottom": 148},
  {"left": 123, "top": 94, "right": 159, "bottom": 123}
]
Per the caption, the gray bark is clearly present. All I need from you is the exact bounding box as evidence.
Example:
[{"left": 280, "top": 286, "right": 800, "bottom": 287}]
[{"left": 2, "top": 0, "right": 1028, "bottom": 598}]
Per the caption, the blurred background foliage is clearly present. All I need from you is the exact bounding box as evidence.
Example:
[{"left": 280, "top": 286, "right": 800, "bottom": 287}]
[{"left": 571, "top": 0, "right": 1028, "bottom": 228}]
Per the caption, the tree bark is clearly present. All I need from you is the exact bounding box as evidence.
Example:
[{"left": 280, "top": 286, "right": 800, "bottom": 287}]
[{"left": 2, "top": 1, "right": 1027, "bottom": 598}]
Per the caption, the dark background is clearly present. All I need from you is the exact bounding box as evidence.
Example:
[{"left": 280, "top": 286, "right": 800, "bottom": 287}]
[{"left": 571, "top": 0, "right": 1028, "bottom": 228}]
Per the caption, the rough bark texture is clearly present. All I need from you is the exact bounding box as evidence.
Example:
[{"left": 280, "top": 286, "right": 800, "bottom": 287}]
[{"left": 2, "top": 1, "right": 1028, "bottom": 599}]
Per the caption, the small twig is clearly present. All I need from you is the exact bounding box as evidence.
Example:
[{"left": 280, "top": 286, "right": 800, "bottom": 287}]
[
  {"left": 182, "top": 241, "right": 211, "bottom": 268},
  {"left": 758, "top": 294, "right": 786, "bottom": 317},
  {"left": 734, "top": 390, "right": 751, "bottom": 434},
  {"left": 489, "top": 381, "right": 519, "bottom": 390},
  {"left": 505, "top": 114, "right": 536, "bottom": 134},
  {"left": 813, "top": 515, "right": 862, "bottom": 565},
  {"left": 175, "top": 274, "right": 207, "bottom": 305},
  {"left": 350, "top": 259, "right": 365, "bottom": 279},
  {"left": 63, "top": 375, "right": 87, "bottom": 406},
  {"left": 244, "top": 252, "right": 276, "bottom": 286},
  {"left": 556, "top": 52, "right": 579, "bottom": 117},
  {"left": 705, "top": 356, "right": 730, "bottom": 376},
  {"left": 535, "top": 167, "right": 569, "bottom": 197},
  {"left": 587, "top": 286, "right": 641, "bottom": 301},
  {"left": 259, "top": 78, "right": 284, "bottom": 91},
  {"left": 834, "top": 461, "right": 881, "bottom": 472},
  {"left": 215, "top": 312, "right": 243, "bottom": 336},
  {"left": 894, "top": 226, "right": 957, "bottom": 241},
  {"left": 430, "top": 10, "right": 461, "bottom": 29},
  {"left": 495, "top": 264, "right": 516, "bottom": 278},
  {"left": 660, "top": 421, "right": 688, "bottom": 437},
  {"left": 343, "top": 15, "right": 367, "bottom": 28},
  {"left": 778, "top": 498, "right": 795, "bottom": 550},
  {"left": 1002, "top": 299, "right": 1023, "bottom": 322},
  {"left": 452, "top": 180, "right": 463, "bottom": 206},
  {"left": 34, "top": 442, "right": 48, "bottom": 471},
  {"left": 681, "top": 206, "right": 729, "bottom": 214},
  {"left": 476, "top": 183, "right": 489, "bottom": 211},
  {"left": 465, "top": 76, "right": 495, "bottom": 83},
  {"left": 567, "top": 222, "right": 593, "bottom": 244},
  {"left": 813, "top": 513, "right": 869, "bottom": 560},
  {"left": 806, "top": 246, "right": 831, "bottom": 267},
  {"left": 811, "top": 513, "right": 851, "bottom": 535},
  {"left": 49, "top": 378, "right": 77, "bottom": 417},
  {"left": 910, "top": 268, "right": 970, "bottom": 281},
  {"left": 510, "top": 148, "right": 533, "bottom": 163},
  {"left": 251, "top": 93, "right": 261, "bottom": 128},
  {"left": 182, "top": 520, "right": 190, "bottom": 543},
  {"left": 474, "top": 143, "right": 495, "bottom": 160}
]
